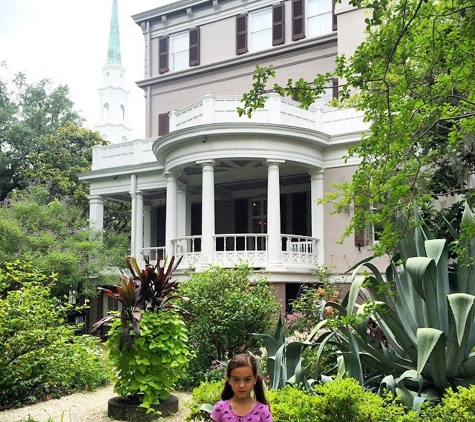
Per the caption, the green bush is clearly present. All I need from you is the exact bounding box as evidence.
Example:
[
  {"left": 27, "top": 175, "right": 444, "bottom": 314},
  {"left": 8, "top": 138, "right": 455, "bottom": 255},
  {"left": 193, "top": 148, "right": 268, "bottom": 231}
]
[
  {"left": 0, "top": 262, "right": 110, "bottom": 408},
  {"left": 178, "top": 264, "right": 279, "bottom": 388},
  {"left": 185, "top": 381, "right": 222, "bottom": 421},
  {"left": 106, "top": 310, "right": 190, "bottom": 410},
  {"left": 418, "top": 385, "right": 475, "bottom": 422}
]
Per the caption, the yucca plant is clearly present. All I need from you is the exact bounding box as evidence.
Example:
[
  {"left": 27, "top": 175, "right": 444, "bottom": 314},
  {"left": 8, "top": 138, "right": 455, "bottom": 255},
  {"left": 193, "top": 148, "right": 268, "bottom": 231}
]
[{"left": 309, "top": 203, "right": 475, "bottom": 408}]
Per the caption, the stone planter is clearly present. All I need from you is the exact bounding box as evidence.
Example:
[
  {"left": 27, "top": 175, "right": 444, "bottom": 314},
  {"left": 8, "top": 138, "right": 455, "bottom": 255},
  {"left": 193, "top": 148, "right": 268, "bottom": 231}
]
[{"left": 107, "top": 394, "right": 179, "bottom": 421}]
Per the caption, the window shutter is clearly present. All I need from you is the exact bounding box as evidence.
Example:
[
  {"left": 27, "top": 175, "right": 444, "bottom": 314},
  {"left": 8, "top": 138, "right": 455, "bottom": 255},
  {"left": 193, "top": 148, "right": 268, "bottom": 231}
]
[
  {"left": 272, "top": 3, "right": 285, "bottom": 46},
  {"left": 355, "top": 229, "right": 367, "bottom": 249},
  {"left": 158, "top": 113, "right": 169, "bottom": 136},
  {"left": 189, "top": 27, "right": 200, "bottom": 66},
  {"left": 332, "top": 77, "right": 339, "bottom": 99},
  {"left": 292, "top": 0, "right": 305, "bottom": 41},
  {"left": 332, "top": 1, "right": 338, "bottom": 31},
  {"left": 158, "top": 36, "right": 169, "bottom": 74},
  {"left": 236, "top": 14, "right": 248, "bottom": 55}
]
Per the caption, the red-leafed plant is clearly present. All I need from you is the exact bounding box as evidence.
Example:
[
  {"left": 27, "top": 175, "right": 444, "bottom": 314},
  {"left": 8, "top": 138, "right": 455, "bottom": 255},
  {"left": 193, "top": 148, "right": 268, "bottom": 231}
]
[
  {"left": 90, "top": 255, "right": 187, "bottom": 350},
  {"left": 90, "top": 255, "right": 191, "bottom": 414}
]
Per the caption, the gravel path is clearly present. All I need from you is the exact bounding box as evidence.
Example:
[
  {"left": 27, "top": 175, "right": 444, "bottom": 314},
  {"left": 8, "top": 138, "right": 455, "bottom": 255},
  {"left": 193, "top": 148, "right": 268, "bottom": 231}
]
[{"left": 0, "top": 386, "right": 192, "bottom": 422}]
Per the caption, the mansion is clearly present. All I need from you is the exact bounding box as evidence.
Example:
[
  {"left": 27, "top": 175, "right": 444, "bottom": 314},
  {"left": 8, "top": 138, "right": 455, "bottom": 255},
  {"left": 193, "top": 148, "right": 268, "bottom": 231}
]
[{"left": 80, "top": 0, "right": 387, "bottom": 317}]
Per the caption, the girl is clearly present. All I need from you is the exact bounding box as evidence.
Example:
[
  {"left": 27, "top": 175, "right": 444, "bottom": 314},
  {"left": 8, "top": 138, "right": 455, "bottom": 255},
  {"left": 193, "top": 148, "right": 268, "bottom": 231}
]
[{"left": 210, "top": 353, "right": 272, "bottom": 422}]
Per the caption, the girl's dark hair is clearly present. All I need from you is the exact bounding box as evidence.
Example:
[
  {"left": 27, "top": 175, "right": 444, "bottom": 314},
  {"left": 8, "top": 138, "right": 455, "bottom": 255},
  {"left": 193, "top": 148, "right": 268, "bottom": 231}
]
[{"left": 221, "top": 353, "right": 268, "bottom": 405}]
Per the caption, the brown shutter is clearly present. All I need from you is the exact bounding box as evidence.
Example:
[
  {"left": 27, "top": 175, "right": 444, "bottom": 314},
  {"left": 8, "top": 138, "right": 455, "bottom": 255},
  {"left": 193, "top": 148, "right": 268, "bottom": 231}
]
[
  {"left": 158, "top": 36, "right": 169, "bottom": 74},
  {"left": 292, "top": 0, "right": 305, "bottom": 41},
  {"left": 158, "top": 113, "right": 169, "bottom": 136},
  {"left": 189, "top": 27, "right": 200, "bottom": 66},
  {"left": 332, "top": 78, "right": 339, "bottom": 99},
  {"left": 272, "top": 3, "right": 285, "bottom": 46},
  {"left": 355, "top": 229, "right": 367, "bottom": 249},
  {"left": 332, "top": 1, "right": 338, "bottom": 31},
  {"left": 236, "top": 14, "right": 248, "bottom": 55}
]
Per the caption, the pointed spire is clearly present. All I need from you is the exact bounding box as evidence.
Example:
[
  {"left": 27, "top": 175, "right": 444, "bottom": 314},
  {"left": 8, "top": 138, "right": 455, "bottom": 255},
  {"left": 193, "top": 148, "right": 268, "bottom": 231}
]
[{"left": 107, "top": 0, "right": 122, "bottom": 65}]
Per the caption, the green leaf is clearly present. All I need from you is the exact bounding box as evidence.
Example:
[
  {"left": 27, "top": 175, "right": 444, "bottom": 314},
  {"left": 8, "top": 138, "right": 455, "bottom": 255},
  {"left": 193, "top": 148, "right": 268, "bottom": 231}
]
[{"left": 416, "top": 328, "right": 446, "bottom": 391}]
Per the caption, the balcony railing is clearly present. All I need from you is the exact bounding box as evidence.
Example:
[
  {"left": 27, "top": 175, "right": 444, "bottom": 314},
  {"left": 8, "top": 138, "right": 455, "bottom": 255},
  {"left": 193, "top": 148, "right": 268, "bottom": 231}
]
[
  {"left": 141, "top": 233, "right": 319, "bottom": 270},
  {"left": 91, "top": 95, "right": 368, "bottom": 171}
]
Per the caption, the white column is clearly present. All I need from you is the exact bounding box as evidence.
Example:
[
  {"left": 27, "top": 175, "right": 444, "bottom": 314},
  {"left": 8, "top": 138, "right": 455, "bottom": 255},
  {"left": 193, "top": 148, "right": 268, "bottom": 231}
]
[
  {"left": 143, "top": 206, "right": 152, "bottom": 249},
  {"left": 130, "top": 175, "right": 137, "bottom": 258},
  {"left": 199, "top": 160, "right": 215, "bottom": 266},
  {"left": 266, "top": 159, "right": 285, "bottom": 268},
  {"left": 177, "top": 185, "right": 187, "bottom": 238},
  {"left": 310, "top": 169, "right": 325, "bottom": 264},
  {"left": 88, "top": 195, "right": 104, "bottom": 232},
  {"left": 165, "top": 172, "right": 178, "bottom": 257},
  {"left": 135, "top": 190, "right": 144, "bottom": 259}
]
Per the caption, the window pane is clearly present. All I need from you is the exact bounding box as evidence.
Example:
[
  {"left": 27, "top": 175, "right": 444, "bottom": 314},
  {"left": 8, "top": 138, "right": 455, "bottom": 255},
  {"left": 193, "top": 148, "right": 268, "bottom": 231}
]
[
  {"left": 170, "top": 32, "right": 189, "bottom": 71},
  {"left": 249, "top": 8, "right": 272, "bottom": 53},
  {"left": 307, "top": 0, "right": 332, "bottom": 38}
]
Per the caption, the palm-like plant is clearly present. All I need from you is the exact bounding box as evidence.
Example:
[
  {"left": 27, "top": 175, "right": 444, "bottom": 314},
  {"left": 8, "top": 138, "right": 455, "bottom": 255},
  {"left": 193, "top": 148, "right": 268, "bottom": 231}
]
[{"left": 309, "top": 204, "right": 475, "bottom": 407}]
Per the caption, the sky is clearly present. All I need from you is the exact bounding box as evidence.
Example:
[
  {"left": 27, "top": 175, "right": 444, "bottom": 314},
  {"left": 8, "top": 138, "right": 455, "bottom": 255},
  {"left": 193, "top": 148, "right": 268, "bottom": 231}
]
[{"left": 0, "top": 0, "right": 176, "bottom": 139}]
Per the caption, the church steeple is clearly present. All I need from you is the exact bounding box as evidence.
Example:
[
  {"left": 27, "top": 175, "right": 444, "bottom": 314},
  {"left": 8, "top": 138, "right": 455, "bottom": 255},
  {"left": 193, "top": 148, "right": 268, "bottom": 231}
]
[
  {"left": 95, "top": 0, "right": 133, "bottom": 144},
  {"left": 107, "top": 0, "right": 122, "bottom": 65}
]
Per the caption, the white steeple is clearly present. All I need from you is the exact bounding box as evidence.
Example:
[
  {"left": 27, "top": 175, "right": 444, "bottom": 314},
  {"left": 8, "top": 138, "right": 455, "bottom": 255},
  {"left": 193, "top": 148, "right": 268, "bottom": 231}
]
[{"left": 95, "top": 0, "right": 133, "bottom": 143}]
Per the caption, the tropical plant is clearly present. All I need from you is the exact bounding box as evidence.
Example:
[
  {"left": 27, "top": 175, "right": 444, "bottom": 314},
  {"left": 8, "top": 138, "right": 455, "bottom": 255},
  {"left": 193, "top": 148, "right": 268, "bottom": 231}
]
[
  {"left": 308, "top": 204, "right": 475, "bottom": 408},
  {"left": 90, "top": 255, "right": 191, "bottom": 414},
  {"left": 254, "top": 315, "right": 314, "bottom": 390}
]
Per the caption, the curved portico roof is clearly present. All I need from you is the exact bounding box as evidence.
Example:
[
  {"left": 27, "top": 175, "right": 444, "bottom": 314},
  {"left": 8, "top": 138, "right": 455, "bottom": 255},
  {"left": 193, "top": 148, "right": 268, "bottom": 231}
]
[{"left": 153, "top": 122, "right": 332, "bottom": 175}]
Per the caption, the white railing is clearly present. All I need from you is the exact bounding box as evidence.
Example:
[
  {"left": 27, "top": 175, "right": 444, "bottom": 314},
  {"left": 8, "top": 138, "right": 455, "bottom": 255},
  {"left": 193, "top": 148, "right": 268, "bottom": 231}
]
[
  {"left": 214, "top": 234, "right": 268, "bottom": 267},
  {"left": 141, "top": 233, "right": 318, "bottom": 269},
  {"left": 281, "top": 234, "right": 319, "bottom": 265},
  {"left": 141, "top": 246, "right": 166, "bottom": 264},
  {"left": 91, "top": 95, "right": 368, "bottom": 171}
]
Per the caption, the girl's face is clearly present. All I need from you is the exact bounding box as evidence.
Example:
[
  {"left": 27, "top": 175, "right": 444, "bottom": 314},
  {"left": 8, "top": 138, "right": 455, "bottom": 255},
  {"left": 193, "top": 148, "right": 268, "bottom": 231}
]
[{"left": 227, "top": 365, "right": 257, "bottom": 399}]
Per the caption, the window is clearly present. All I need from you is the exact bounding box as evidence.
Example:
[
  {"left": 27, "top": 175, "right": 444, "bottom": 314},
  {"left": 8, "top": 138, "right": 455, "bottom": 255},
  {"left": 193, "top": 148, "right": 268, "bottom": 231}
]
[
  {"left": 292, "top": 0, "right": 336, "bottom": 41},
  {"left": 158, "top": 28, "right": 200, "bottom": 74},
  {"left": 236, "top": 4, "right": 285, "bottom": 55},
  {"left": 120, "top": 104, "right": 125, "bottom": 120},
  {"left": 314, "top": 78, "right": 338, "bottom": 108},
  {"left": 249, "top": 8, "right": 273, "bottom": 53}
]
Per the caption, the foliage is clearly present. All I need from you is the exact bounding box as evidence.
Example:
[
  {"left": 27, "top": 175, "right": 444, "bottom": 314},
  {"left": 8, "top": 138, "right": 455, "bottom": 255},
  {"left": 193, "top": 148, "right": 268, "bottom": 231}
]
[
  {"left": 187, "top": 378, "right": 414, "bottom": 422},
  {"left": 0, "top": 261, "right": 110, "bottom": 409},
  {"left": 0, "top": 186, "right": 120, "bottom": 298},
  {"left": 254, "top": 315, "right": 314, "bottom": 390},
  {"left": 106, "top": 311, "right": 191, "bottom": 412},
  {"left": 0, "top": 71, "right": 83, "bottom": 201},
  {"left": 185, "top": 381, "right": 222, "bottom": 422},
  {"left": 238, "top": 0, "right": 475, "bottom": 255},
  {"left": 309, "top": 204, "right": 475, "bottom": 407},
  {"left": 419, "top": 384, "right": 475, "bottom": 422},
  {"left": 93, "top": 256, "right": 191, "bottom": 414},
  {"left": 91, "top": 255, "right": 187, "bottom": 350},
  {"left": 177, "top": 264, "right": 279, "bottom": 387},
  {"left": 23, "top": 121, "right": 108, "bottom": 215},
  {"left": 286, "top": 265, "right": 341, "bottom": 335},
  {"left": 204, "top": 360, "right": 227, "bottom": 383}
]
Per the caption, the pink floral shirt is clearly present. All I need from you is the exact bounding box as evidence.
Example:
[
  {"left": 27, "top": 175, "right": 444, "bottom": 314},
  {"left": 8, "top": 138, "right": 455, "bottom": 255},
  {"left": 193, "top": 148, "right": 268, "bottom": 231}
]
[{"left": 211, "top": 400, "right": 272, "bottom": 422}]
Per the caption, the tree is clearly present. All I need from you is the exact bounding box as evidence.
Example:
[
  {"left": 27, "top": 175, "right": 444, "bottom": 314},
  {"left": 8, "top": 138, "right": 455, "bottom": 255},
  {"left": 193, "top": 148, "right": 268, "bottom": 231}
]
[
  {"left": 238, "top": 0, "right": 475, "bottom": 255},
  {"left": 0, "top": 186, "right": 126, "bottom": 298},
  {"left": 0, "top": 71, "right": 84, "bottom": 200}
]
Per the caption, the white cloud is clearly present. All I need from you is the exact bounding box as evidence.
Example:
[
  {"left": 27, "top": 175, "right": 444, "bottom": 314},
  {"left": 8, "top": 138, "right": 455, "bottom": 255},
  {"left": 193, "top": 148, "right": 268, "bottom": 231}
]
[{"left": 0, "top": 0, "right": 174, "bottom": 139}]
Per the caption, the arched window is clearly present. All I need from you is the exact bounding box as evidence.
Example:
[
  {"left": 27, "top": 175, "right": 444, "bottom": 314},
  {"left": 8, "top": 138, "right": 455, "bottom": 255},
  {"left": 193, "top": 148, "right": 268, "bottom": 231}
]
[
  {"left": 103, "top": 103, "right": 109, "bottom": 119},
  {"left": 120, "top": 105, "right": 125, "bottom": 120}
]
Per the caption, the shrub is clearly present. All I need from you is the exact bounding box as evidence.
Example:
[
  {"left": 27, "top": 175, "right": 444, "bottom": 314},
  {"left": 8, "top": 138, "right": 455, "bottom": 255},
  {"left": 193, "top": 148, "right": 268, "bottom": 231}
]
[
  {"left": 178, "top": 264, "right": 279, "bottom": 387},
  {"left": 185, "top": 381, "right": 222, "bottom": 421},
  {"left": 106, "top": 310, "right": 190, "bottom": 410},
  {"left": 0, "top": 261, "right": 110, "bottom": 408}
]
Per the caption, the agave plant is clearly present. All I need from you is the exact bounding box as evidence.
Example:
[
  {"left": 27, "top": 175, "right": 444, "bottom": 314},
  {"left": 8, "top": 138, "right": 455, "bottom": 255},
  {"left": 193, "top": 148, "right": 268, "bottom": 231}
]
[
  {"left": 309, "top": 203, "right": 475, "bottom": 407},
  {"left": 254, "top": 315, "right": 313, "bottom": 390},
  {"left": 90, "top": 255, "right": 187, "bottom": 350}
]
